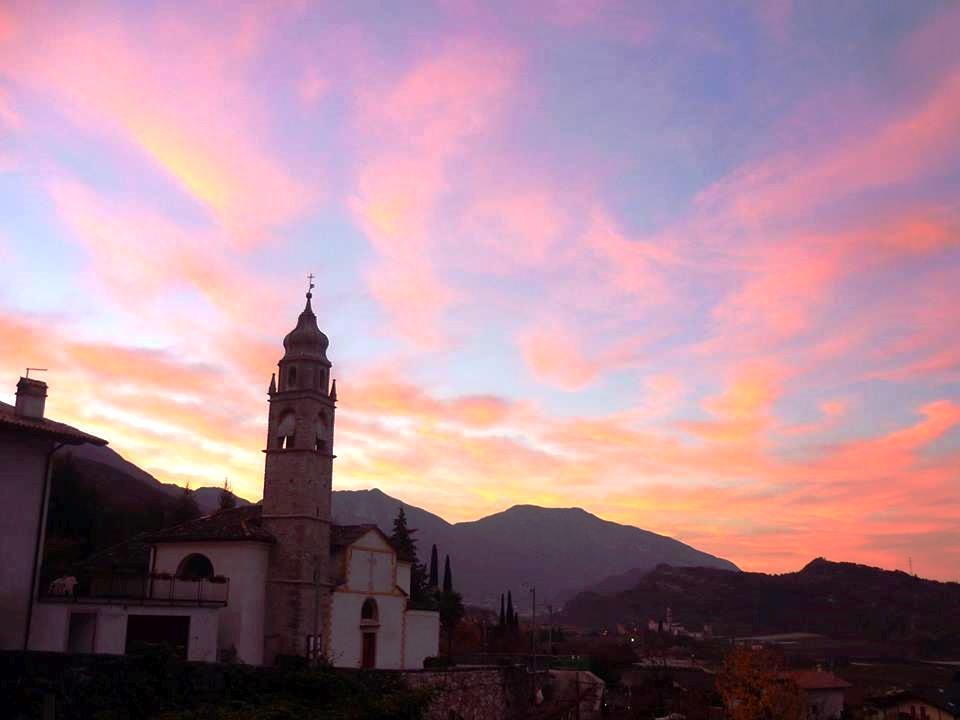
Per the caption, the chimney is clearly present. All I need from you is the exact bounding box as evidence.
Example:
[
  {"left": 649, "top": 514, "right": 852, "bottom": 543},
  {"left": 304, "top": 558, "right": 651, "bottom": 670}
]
[{"left": 15, "top": 377, "right": 47, "bottom": 419}]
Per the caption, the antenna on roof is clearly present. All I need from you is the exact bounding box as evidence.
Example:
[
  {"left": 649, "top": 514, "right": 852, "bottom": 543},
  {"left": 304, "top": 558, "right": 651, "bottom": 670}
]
[{"left": 25, "top": 368, "right": 48, "bottom": 379}]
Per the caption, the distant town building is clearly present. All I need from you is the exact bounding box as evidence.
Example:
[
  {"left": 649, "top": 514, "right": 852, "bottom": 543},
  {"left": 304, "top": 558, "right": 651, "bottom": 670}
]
[
  {"left": 0, "top": 376, "right": 106, "bottom": 652},
  {"left": 865, "top": 687, "right": 960, "bottom": 720},
  {"left": 784, "top": 669, "right": 852, "bottom": 720},
  {"left": 25, "top": 288, "right": 439, "bottom": 668}
]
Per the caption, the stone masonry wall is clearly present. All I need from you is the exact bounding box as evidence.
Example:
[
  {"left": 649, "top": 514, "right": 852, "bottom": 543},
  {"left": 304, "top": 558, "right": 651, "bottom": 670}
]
[{"left": 402, "top": 667, "right": 533, "bottom": 720}]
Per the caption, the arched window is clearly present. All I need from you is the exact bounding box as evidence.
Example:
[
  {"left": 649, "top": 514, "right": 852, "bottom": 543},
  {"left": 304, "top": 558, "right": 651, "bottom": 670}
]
[
  {"left": 361, "top": 598, "right": 378, "bottom": 623},
  {"left": 314, "top": 413, "right": 327, "bottom": 453},
  {"left": 287, "top": 365, "right": 298, "bottom": 389},
  {"left": 277, "top": 411, "right": 296, "bottom": 450},
  {"left": 177, "top": 553, "right": 214, "bottom": 580}
]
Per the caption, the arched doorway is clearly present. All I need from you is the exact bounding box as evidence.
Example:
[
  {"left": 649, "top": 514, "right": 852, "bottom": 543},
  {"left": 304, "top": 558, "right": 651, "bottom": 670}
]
[{"left": 360, "top": 598, "right": 378, "bottom": 669}]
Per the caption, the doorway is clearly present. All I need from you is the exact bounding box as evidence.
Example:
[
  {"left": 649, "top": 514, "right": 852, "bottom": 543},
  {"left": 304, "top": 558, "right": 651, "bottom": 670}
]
[
  {"left": 361, "top": 631, "right": 376, "bottom": 668},
  {"left": 125, "top": 614, "right": 190, "bottom": 659},
  {"left": 67, "top": 612, "right": 96, "bottom": 653}
]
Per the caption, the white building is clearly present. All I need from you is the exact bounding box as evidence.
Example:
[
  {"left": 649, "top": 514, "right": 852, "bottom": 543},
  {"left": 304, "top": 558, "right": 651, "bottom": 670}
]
[
  {"left": 0, "top": 376, "right": 107, "bottom": 652},
  {"left": 27, "top": 288, "right": 439, "bottom": 668}
]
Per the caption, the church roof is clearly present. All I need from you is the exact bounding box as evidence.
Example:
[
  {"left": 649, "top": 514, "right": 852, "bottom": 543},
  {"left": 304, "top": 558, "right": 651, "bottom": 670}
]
[
  {"left": 0, "top": 400, "right": 107, "bottom": 446},
  {"left": 331, "top": 524, "right": 380, "bottom": 548},
  {"left": 282, "top": 292, "right": 331, "bottom": 366},
  {"left": 145, "top": 504, "right": 276, "bottom": 544}
]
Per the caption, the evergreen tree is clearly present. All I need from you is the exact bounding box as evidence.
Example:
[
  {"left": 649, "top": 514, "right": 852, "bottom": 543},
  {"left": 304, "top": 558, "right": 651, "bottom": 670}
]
[
  {"left": 389, "top": 507, "right": 417, "bottom": 562},
  {"left": 171, "top": 483, "right": 200, "bottom": 524},
  {"left": 442, "top": 554, "right": 453, "bottom": 594},
  {"left": 506, "top": 591, "right": 515, "bottom": 630},
  {"left": 429, "top": 544, "right": 439, "bottom": 588},
  {"left": 437, "top": 588, "right": 465, "bottom": 657},
  {"left": 390, "top": 507, "right": 430, "bottom": 602},
  {"left": 499, "top": 593, "right": 506, "bottom": 628},
  {"left": 218, "top": 478, "right": 236, "bottom": 510}
]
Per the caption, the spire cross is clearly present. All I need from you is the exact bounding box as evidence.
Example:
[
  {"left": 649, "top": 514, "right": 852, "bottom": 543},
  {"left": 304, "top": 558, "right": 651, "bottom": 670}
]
[{"left": 307, "top": 273, "right": 315, "bottom": 294}]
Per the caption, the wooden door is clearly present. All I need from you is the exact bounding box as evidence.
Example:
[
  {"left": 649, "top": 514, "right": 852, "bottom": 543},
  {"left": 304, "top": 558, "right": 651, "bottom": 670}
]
[{"left": 361, "top": 632, "right": 376, "bottom": 669}]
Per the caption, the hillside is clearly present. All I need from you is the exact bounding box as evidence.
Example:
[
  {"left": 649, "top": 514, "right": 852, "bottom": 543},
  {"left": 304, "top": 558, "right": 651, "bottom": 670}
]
[
  {"left": 563, "top": 559, "right": 960, "bottom": 656},
  {"left": 49, "top": 445, "right": 740, "bottom": 606}
]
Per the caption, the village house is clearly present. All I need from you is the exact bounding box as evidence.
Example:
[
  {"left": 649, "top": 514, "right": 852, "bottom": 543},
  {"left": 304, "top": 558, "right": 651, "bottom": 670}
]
[
  {"left": 784, "top": 669, "right": 852, "bottom": 720},
  {"left": 23, "top": 287, "right": 439, "bottom": 668},
  {"left": 0, "top": 375, "right": 107, "bottom": 653}
]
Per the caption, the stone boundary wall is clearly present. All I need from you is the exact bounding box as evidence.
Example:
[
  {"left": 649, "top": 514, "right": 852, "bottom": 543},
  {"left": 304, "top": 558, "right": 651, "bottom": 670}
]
[{"left": 401, "top": 666, "right": 535, "bottom": 720}]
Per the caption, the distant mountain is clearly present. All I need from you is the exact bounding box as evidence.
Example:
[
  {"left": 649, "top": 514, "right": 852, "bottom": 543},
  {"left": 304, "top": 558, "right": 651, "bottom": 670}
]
[
  {"left": 55, "top": 446, "right": 739, "bottom": 606},
  {"left": 66, "top": 444, "right": 249, "bottom": 513},
  {"left": 331, "top": 493, "right": 738, "bottom": 607},
  {"left": 564, "top": 559, "right": 960, "bottom": 656}
]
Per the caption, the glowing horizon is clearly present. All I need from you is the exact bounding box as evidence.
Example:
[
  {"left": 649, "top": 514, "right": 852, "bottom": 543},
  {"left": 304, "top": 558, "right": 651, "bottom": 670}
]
[{"left": 1, "top": 1, "right": 958, "bottom": 580}]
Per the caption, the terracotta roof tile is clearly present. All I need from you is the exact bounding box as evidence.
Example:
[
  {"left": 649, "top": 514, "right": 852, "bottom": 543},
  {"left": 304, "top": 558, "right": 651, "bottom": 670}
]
[
  {"left": 784, "top": 670, "right": 852, "bottom": 690},
  {"left": 145, "top": 504, "right": 275, "bottom": 544}
]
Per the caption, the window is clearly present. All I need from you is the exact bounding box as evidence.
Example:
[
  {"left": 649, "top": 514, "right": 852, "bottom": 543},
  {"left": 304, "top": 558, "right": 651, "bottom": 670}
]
[
  {"left": 176, "top": 553, "right": 214, "bottom": 580},
  {"left": 361, "top": 598, "right": 378, "bottom": 622},
  {"left": 314, "top": 414, "right": 327, "bottom": 452},
  {"left": 287, "top": 365, "right": 298, "bottom": 388},
  {"left": 277, "top": 411, "right": 296, "bottom": 450}
]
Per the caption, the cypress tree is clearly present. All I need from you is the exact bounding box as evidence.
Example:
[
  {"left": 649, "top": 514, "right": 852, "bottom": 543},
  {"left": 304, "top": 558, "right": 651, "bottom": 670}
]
[
  {"left": 499, "top": 593, "right": 506, "bottom": 628},
  {"left": 429, "top": 544, "right": 439, "bottom": 587},
  {"left": 506, "top": 591, "right": 515, "bottom": 629},
  {"left": 442, "top": 554, "right": 453, "bottom": 593}
]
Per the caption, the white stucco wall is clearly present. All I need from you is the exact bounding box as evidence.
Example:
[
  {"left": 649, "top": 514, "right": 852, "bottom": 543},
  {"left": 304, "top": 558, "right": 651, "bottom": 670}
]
[
  {"left": 329, "top": 591, "right": 408, "bottom": 668},
  {"left": 345, "top": 532, "right": 396, "bottom": 593},
  {"left": 153, "top": 540, "right": 270, "bottom": 664},
  {"left": 0, "top": 432, "right": 52, "bottom": 651},
  {"left": 27, "top": 602, "right": 220, "bottom": 662},
  {"left": 403, "top": 609, "right": 439, "bottom": 669},
  {"left": 328, "top": 529, "right": 430, "bottom": 669},
  {"left": 396, "top": 561, "right": 411, "bottom": 596}
]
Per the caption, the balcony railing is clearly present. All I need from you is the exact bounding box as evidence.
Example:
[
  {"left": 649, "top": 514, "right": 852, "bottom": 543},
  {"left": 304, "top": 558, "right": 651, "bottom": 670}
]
[{"left": 40, "top": 573, "right": 230, "bottom": 607}]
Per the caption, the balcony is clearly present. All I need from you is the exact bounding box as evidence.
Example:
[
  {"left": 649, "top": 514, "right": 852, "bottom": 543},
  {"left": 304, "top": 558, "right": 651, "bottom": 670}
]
[{"left": 40, "top": 573, "right": 230, "bottom": 607}]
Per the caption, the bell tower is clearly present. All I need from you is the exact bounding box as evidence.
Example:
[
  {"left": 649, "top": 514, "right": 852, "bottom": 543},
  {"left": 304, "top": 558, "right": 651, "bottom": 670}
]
[{"left": 261, "top": 279, "right": 337, "bottom": 663}]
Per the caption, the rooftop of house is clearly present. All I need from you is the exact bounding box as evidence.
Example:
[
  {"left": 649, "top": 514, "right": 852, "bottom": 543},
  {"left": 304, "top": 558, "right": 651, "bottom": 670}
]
[
  {"left": 145, "top": 504, "right": 276, "bottom": 544},
  {"left": 0, "top": 399, "right": 107, "bottom": 446},
  {"left": 784, "top": 669, "right": 853, "bottom": 691}
]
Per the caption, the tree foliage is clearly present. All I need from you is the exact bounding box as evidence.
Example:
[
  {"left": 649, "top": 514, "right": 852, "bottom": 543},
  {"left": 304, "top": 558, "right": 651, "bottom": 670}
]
[{"left": 717, "top": 647, "right": 804, "bottom": 720}]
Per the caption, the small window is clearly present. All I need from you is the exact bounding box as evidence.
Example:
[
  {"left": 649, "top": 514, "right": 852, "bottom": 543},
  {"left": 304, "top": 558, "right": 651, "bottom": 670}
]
[
  {"left": 277, "top": 411, "right": 296, "bottom": 450},
  {"left": 288, "top": 366, "right": 298, "bottom": 388},
  {"left": 361, "top": 598, "right": 378, "bottom": 622},
  {"left": 177, "top": 553, "right": 214, "bottom": 580}
]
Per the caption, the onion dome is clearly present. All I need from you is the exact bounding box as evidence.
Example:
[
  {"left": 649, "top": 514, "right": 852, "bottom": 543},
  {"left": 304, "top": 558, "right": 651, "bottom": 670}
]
[{"left": 282, "top": 292, "right": 331, "bottom": 365}]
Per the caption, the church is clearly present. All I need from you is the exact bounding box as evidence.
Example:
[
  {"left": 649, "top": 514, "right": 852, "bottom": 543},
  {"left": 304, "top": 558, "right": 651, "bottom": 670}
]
[{"left": 27, "top": 288, "right": 439, "bottom": 668}]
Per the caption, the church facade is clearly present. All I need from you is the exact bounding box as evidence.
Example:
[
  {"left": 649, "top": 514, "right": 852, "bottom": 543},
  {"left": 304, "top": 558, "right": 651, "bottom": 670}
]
[{"left": 27, "top": 290, "right": 439, "bottom": 668}]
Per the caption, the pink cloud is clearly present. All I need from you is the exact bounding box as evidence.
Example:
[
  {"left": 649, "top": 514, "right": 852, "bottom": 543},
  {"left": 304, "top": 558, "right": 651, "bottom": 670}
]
[{"left": 349, "top": 40, "right": 519, "bottom": 346}]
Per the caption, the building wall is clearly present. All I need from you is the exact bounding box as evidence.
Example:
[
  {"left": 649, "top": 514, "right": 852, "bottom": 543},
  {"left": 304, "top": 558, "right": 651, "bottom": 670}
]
[
  {"left": 402, "top": 667, "right": 534, "bottom": 720},
  {"left": 153, "top": 541, "right": 270, "bottom": 664},
  {"left": 805, "top": 688, "right": 845, "bottom": 720},
  {"left": 345, "top": 533, "right": 396, "bottom": 593},
  {"left": 403, "top": 609, "right": 439, "bottom": 669},
  {"left": 27, "top": 602, "right": 220, "bottom": 662},
  {"left": 0, "top": 431, "right": 52, "bottom": 651},
  {"left": 870, "top": 700, "right": 954, "bottom": 720},
  {"left": 329, "top": 590, "right": 407, "bottom": 668}
]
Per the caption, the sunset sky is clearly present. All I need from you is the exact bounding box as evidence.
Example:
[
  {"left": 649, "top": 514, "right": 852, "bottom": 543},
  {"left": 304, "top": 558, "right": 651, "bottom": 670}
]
[{"left": 2, "top": 1, "right": 958, "bottom": 579}]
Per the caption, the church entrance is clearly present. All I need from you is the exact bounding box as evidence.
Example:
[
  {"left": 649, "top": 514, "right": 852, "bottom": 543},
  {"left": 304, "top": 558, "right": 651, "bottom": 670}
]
[{"left": 361, "top": 632, "right": 376, "bottom": 669}]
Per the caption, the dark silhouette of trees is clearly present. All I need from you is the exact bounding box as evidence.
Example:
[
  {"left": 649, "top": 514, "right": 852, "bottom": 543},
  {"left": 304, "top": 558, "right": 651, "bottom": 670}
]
[
  {"left": 442, "top": 554, "right": 453, "bottom": 594},
  {"left": 218, "top": 478, "right": 236, "bottom": 510},
  {"left": 429, "top": 544, "right": 439, "bottom": 588},
  {"left": 390, "top": 507, "right": 429, "bottom": 602},
  {"left": 499, "top": 593, "right": 506, "bottom": 628},
  {"left": 717, "top": 647, "right": 804, "bottom": 720}
]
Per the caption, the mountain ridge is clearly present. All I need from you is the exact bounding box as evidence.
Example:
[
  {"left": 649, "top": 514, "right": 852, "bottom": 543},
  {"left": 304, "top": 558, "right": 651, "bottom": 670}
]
[{"left": 60, "top": 444, "right": 740, "bottom": 605}]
